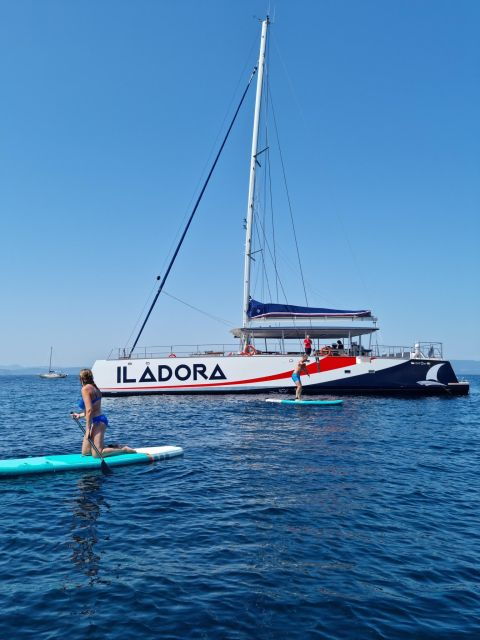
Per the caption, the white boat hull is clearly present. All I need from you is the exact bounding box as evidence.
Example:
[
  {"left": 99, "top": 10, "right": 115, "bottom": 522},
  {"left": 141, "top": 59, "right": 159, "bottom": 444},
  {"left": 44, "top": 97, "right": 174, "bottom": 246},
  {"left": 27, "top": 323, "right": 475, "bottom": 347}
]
[
  {"left": 39, "top": 372, "right": 68, "bottom": 379},
  {"left": 92, "top": 354, "right": 467, "bottom": 396}
]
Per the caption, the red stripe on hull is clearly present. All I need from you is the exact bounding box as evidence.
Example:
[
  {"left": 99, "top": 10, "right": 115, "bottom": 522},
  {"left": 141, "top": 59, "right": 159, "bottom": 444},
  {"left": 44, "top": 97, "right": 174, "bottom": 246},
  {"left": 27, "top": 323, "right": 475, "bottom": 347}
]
[
  {"left": 309, "top": 356, "right": 357, "bottom": 374},
  {"left": 101, "top": 355, "right": 356, "bottom": 391}
]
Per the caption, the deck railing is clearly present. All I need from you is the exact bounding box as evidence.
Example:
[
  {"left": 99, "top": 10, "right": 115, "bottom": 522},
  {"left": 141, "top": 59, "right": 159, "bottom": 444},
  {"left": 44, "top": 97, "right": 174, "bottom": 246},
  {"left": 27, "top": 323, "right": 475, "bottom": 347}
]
[
  {"left": 371, "top": 342, "right": 443, "bottom": 359},
  {"left": 110, "top": 344, "right": 242, "bottom": 360},
  {"left": 108, "top": 341, "right": 443, "bottom": 360}
]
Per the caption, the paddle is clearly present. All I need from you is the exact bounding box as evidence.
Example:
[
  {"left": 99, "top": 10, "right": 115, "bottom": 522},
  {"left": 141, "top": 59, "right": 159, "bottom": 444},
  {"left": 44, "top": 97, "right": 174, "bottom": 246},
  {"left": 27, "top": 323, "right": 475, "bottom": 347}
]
[{"left": 70, "top": 413, "right": 113, "bottom": 475}]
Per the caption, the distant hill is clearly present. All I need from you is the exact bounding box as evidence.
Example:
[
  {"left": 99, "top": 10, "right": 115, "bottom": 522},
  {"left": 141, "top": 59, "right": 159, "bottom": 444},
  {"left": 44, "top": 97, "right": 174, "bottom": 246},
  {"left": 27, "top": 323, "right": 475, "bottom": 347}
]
[
  {"left": 0, "top": 366, "right": 83, "bottom": 376},
  {"left": 451, "top": 361, "right": 480, "bottom": 375}
]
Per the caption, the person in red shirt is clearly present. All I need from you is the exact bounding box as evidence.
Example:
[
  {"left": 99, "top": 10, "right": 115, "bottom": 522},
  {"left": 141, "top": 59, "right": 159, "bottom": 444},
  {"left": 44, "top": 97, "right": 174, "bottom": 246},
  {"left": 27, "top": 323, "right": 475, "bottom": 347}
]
[{"left": 303, "top": 334, "right": 312, "bottom": 356}]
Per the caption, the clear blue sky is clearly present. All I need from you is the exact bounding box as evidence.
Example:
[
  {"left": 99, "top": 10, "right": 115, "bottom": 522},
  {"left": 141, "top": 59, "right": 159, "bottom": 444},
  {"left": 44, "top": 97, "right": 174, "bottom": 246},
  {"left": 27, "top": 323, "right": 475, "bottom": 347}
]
[{"left": 1, "top": 0, "right": 478, "bottom": 367}]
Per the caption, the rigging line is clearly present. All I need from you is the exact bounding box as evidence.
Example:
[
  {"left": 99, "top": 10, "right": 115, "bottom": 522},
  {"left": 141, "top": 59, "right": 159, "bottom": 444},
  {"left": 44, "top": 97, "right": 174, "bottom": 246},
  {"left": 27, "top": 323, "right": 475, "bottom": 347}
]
[
  {"left": 128, "top": 66, "right": 258, "bottom": 357},
  {"left": 254, "top": 211, "right": 289, "bottom": 305},
  {"left": 260, "top": 119, "right": 268, "bottom": 300},
  {"left": 332, "top": 204, "right": 372, "bottom": 302},
  {"left": 270, "top": 91, "right": 309, "bottom": 307},
  {"left": 260, "top": 200, "right": 267, "bottom": 301},
  {"left": 251, "top": 216, "right": 262, "bottom": 298},
  {"left": 273, "top": 35, "right": 370, "bottom": 305},
  {"left": 298, "top": 277, "right": 345, "bottom": 308},
  {"left": 264, "top": 238, "right": 322, "bottom": 301},
  {"left": 261, "top": 31, "right": 271, "bottom": 304},
  {"left": 251, "top": 212, "right": 265, "bottom": 298},
  {"left": 262, "top": 236, "right": 339, "bottom": 305},
  {"left": 123, "top": 278, "right": 159, "bottom": 351},
  {"left": 272, "top": 32, "right": 308, "bottom": 130},
  {"left": 266, "top": 150, "right": 279, "bottom": 302},
  {"left": 271, "top": 31, "right": 370, "bottom": 309},
  {"left": 251, "top": 72, "right": 285, "bottom": 303},
  {"left": 263, "top": 43, "right": 279, "bottom": 303},
  {"left": 162, "top": 291, "right": 234, "bottom": 327},
  {"left": 126, "top": 43, "right": 261, "bottom": 351},
  {"left": 265, "top": 144, "right": 280, "bottom": 301},
  {"left": 252, "top": 252, "right": 263, "bottom": 301},
  {"left": 156, "top": 35, "right": 261, "bottom": 282},
  {"left": 252, "top": 218, "right": 273, "bottom": 303}
]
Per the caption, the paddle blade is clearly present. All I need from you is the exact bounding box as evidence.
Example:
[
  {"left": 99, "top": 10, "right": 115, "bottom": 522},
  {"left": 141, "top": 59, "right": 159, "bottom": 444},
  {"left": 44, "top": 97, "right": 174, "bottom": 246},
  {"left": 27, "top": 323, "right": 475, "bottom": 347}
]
[{"left": 100, "top": 459, "right": 113, "bottom": 475}]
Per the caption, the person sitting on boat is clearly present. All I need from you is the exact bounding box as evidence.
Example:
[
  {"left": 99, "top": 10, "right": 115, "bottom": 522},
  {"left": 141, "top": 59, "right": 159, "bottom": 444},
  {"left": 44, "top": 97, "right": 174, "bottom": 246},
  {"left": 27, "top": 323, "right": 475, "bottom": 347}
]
[
  {"left": 303, "top": 335, "right": 312, "bottom": 356},
  {"left": 71, "top": 369, "right": 136, "bottom": 458},
  {"left": 292, "top": 355, "right": 310, "bottom": 401},
  {"left": 336, "top": 340, "right": 344, "bottom": 351}
]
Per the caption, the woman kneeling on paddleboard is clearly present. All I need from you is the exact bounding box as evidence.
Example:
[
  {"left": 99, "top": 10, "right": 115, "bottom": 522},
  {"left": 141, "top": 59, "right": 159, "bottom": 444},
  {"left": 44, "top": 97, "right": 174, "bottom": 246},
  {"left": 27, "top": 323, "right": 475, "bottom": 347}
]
[{"left": 71, "top": 369, "right": 135, "bottom": 458}]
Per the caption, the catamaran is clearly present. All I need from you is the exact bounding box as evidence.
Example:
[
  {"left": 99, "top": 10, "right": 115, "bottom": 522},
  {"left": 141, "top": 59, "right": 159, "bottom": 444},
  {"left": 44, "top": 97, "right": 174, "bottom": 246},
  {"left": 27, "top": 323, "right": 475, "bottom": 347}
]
[{"left": 92, "top": 17, "right": 468, "bottom": 397}]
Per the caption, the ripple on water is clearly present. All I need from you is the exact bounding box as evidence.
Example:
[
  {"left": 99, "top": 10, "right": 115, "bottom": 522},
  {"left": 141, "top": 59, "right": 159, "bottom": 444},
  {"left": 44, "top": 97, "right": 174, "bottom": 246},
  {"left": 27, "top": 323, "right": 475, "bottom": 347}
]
[{"left": 0, "top": 375, "right": 479, "bottom": 639}]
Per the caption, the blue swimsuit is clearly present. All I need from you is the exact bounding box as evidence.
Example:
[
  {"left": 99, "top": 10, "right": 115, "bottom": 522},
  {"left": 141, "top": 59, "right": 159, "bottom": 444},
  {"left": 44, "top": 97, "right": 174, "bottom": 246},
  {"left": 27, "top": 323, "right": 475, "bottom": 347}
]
[
  {"left": 292, "top": 373, "right": 300, "bottom": 383},
  {"left": 78, "top": 392, "right": 109, "bottom": 427}
]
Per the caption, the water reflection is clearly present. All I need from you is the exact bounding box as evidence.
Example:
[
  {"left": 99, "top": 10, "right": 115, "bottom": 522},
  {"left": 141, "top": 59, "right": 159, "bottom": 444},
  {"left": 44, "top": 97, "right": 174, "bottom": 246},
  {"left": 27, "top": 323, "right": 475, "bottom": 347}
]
[{"left": 69, "top": 474, "right": 109, "bottom": 586}]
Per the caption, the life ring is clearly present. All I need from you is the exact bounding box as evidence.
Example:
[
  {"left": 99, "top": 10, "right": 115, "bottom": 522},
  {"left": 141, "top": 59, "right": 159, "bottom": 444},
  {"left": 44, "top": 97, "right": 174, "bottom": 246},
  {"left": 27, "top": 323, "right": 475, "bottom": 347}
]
[
  {"left": 242, "top": 345, "right": 258, "bottom": 356},
  {"left": 320, "top": 346, "right": 332, "bottom": 356},
  {"left": 168, "top": 353, "right": 177, "bottom": 358}
]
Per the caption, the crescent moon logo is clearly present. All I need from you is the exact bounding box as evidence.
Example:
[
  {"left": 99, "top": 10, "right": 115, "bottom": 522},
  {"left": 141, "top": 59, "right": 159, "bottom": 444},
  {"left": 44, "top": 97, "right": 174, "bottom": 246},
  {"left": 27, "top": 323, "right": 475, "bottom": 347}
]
[
  {"left": 417, "top": 362, "right": 446, "bottom": 387},
  {"left": 426, "top": 363, "right": 445, "bottom": 382}
]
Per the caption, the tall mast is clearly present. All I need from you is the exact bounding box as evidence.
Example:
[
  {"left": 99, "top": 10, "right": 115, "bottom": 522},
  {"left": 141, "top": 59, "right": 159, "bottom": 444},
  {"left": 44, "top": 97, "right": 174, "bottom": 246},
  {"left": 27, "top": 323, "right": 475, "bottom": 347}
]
[
  {"left": 242, "top": 16, "right": 269, "bottom": 329},
  {"left": 48, "top": 347, "right": 53, "bottom": 372}
]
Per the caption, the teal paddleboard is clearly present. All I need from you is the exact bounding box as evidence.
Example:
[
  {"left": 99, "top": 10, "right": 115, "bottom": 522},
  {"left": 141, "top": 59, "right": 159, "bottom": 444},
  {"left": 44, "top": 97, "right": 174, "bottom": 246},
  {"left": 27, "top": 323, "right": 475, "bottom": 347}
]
[
  {"left": 266, "top": 398, "right": 342, "bottom": 406},
  {"left": 0, "top": 445, "right": 183, "bottom": 477}
]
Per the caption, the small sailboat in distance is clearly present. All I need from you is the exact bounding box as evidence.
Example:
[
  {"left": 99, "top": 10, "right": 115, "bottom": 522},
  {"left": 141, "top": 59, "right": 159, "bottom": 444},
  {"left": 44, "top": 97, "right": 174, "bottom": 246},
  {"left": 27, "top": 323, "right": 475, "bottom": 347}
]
[{"left": 39, "top": 347, "right": 68, "bottom": 379}]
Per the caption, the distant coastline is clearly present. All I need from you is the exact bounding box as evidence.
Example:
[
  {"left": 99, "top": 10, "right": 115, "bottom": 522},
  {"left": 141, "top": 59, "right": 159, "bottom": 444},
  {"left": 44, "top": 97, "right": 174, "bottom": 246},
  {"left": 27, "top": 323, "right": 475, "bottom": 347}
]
[
  {"left": 0, "top": 366, "right": 84, "bottom": 376},
  {"left": 450, "top": 360, "right": 480, "bottom": 376},
  {"left": 1, "top": 361, "right": 479, "bottom": 376}
]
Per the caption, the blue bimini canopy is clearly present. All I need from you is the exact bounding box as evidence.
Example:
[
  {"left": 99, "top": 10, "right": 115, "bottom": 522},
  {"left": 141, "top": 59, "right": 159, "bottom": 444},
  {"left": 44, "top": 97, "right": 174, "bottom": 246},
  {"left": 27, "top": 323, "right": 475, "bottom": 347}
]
[{"left": 247, "top": 299, "right": 372, "bottom": 320}]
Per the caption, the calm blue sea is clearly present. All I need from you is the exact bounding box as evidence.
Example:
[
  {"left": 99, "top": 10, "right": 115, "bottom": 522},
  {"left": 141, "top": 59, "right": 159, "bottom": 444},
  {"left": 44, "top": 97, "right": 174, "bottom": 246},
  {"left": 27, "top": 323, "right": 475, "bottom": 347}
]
[{"left": 0, "top": 375, "right": 479, "bottom": 639}]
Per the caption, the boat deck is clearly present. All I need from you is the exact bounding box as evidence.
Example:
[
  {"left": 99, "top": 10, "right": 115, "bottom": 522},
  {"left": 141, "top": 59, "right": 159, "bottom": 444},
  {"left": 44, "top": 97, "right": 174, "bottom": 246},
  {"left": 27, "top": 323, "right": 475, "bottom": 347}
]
[{"left": 108, "top": 341, "right": 443, "bottom": 361}]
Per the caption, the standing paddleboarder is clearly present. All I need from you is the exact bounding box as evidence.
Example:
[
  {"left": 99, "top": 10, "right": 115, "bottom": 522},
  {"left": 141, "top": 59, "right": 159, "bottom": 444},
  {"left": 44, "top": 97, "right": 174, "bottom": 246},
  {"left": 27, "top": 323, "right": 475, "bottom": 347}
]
[
  {"left": 292, "top": 355, "right": 310, "bottom": 400},
  {"left": 71, "top": 369, "right": 135, "bottom": 458}
]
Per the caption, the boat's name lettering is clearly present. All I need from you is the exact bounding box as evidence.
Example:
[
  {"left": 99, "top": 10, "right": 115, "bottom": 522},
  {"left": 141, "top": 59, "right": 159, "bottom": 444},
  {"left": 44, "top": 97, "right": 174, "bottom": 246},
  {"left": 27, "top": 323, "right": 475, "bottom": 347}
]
[{"left": 118, "top": 364, "right": 227, "bottom": 384}]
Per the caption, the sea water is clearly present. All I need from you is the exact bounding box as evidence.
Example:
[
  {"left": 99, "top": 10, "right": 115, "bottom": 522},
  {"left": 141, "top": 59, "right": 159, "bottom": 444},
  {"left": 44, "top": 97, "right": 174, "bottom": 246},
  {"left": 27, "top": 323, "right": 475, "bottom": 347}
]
[{"left": 0, "top": 375, "right": 479, "bottom": 639}]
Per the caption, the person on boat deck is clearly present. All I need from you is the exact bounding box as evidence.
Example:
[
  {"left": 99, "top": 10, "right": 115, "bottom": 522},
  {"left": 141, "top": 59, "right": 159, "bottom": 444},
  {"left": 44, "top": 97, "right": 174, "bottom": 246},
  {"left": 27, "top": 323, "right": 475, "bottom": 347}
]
[
  {"left": 336, "top": 340, "right": 344, "bottom": 350},
  {"left": 71, "top": 369, "right": 135, "bottom": 458},
  {"left": 303, "top": 335, "right": 312, "bottom": 356},
  {"left": 292, "top": 355, "right": 310, "bottom": 401}
]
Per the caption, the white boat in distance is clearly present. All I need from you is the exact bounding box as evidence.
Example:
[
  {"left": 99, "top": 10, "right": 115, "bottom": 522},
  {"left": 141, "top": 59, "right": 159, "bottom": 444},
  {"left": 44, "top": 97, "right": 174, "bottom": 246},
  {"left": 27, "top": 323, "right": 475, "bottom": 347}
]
[
  {"left": 92, "top": 18, "right": 468, "bottom": 397},
  {"left": 39, "top": 347, "right": 67, "bottom": 379}
]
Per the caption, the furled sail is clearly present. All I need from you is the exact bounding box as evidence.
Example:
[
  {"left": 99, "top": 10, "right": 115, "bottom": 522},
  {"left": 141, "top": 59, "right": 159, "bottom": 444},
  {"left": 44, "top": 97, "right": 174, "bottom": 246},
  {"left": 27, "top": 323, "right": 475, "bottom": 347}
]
[{"left": 247, "top": 299, "right": 371, "bottom": 320}]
